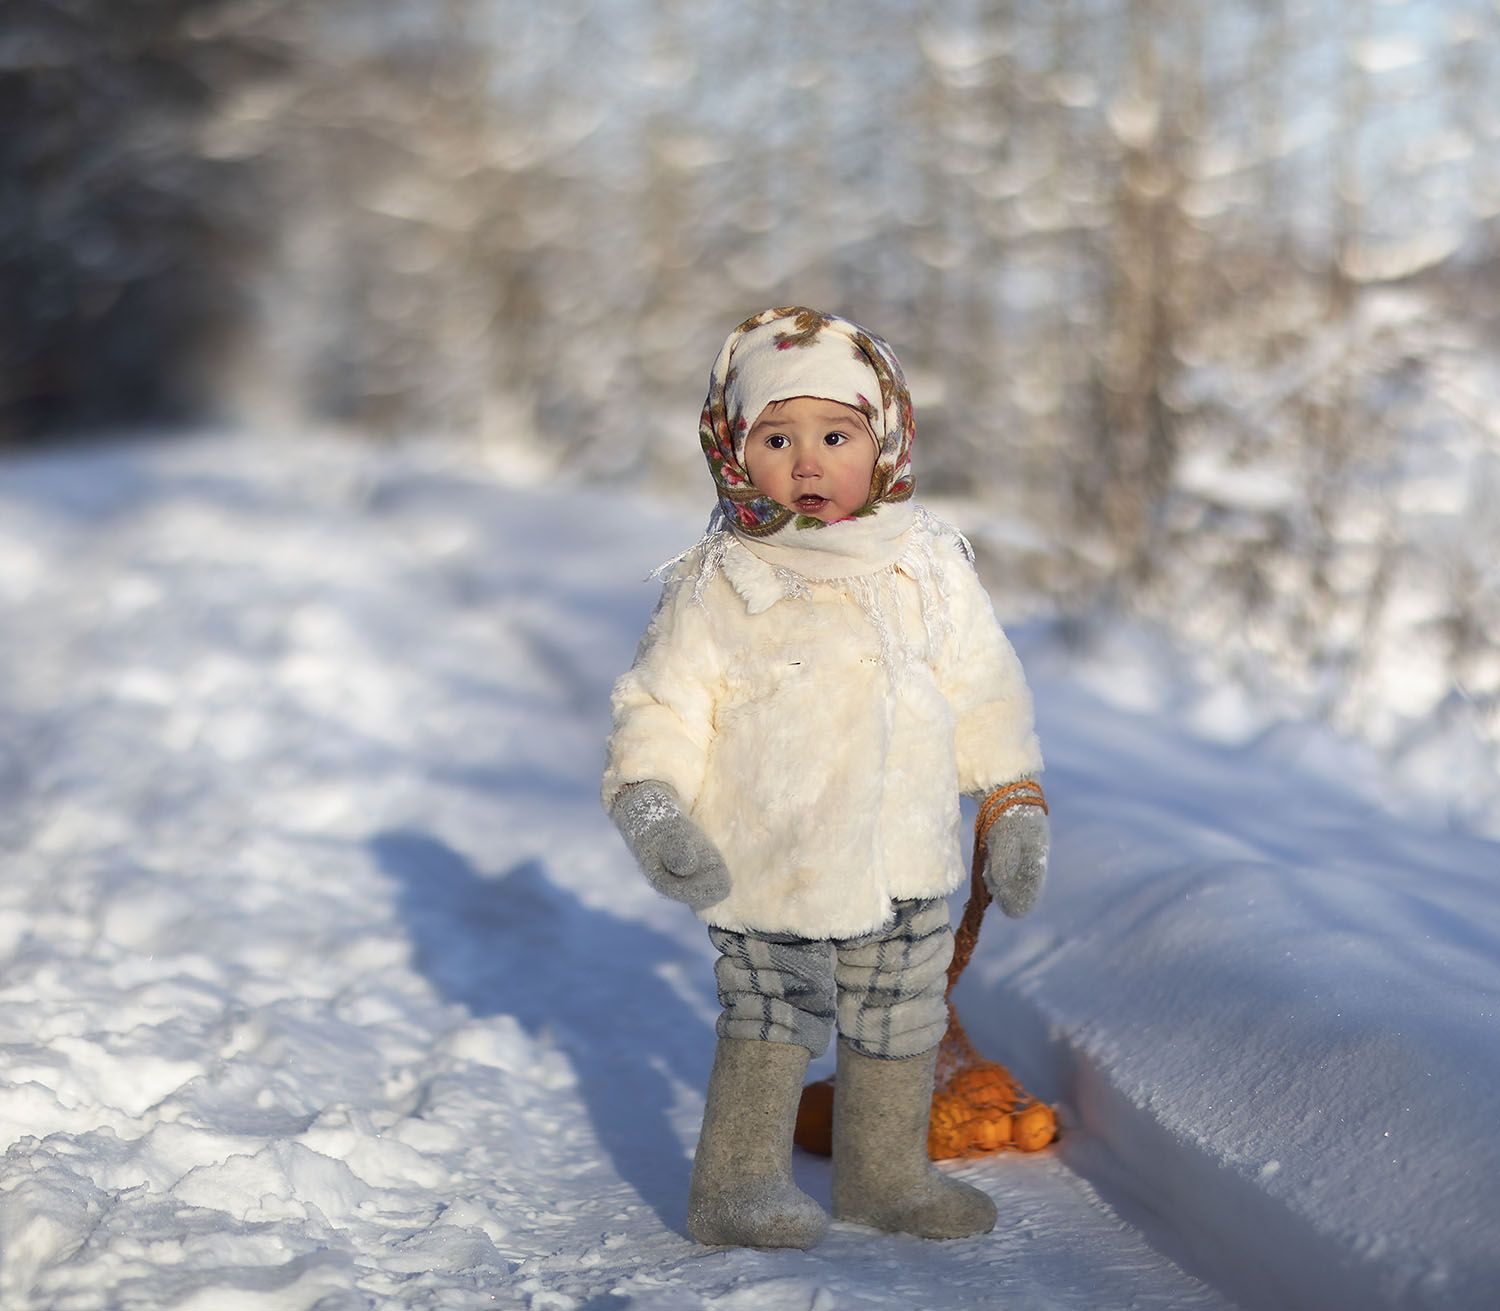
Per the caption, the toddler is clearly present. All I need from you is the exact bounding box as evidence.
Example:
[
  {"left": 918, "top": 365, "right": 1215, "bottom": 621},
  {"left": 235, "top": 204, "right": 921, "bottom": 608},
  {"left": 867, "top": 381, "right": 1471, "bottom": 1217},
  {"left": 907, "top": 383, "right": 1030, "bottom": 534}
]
[{"left": 602, "top": 306, "right": 1048, "bottom": 1249}]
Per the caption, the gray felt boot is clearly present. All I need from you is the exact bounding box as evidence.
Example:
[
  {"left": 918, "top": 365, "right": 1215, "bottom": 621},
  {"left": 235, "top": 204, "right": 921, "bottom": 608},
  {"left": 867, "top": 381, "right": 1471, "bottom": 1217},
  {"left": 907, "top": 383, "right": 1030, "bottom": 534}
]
[
  {"left": 831, "top": 1039, "right": 998, "bottom": 1239},
  {"left": 686, "top": 1037, "right": 830, "bottom": 1249}
]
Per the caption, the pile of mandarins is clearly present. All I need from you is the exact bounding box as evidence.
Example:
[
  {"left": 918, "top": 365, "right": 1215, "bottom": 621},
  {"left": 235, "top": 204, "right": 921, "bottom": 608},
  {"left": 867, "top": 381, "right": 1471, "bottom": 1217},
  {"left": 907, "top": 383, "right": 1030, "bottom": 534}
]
[{"left": 793, "top": 1045, "right": 1056, "bottom": 1160}]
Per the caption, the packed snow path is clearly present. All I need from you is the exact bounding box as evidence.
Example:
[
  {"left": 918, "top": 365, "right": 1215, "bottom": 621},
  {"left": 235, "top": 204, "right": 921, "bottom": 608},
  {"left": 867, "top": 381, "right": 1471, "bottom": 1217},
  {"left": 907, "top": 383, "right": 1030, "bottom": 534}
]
[{"left": 1, "top": 433, "right": 1495, "bottom": 1310}]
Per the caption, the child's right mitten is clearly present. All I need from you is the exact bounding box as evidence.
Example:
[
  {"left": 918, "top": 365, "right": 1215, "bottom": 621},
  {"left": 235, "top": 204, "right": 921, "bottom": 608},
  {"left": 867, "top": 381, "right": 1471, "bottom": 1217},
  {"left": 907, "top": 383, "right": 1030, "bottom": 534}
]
[{"left": 609, "top": 780, "right": 731, "bottom": 909}]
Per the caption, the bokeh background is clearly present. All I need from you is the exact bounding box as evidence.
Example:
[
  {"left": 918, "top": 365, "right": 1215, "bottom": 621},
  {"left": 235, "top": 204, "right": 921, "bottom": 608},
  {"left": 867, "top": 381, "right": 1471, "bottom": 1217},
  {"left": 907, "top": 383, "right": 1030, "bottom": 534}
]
[{"left": 5, "top": 0, "right": 1499, "bottom": 803}]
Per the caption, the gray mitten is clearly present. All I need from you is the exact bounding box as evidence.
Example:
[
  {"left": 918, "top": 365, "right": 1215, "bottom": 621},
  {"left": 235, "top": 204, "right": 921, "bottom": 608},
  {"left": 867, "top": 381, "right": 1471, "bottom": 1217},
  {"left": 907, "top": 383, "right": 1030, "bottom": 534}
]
[
  {"left": 980, "top": 800, "right": 1049, "bottom": 918},
  {"left": 610, "top": 780, "right": 731, "bottom": 910}
]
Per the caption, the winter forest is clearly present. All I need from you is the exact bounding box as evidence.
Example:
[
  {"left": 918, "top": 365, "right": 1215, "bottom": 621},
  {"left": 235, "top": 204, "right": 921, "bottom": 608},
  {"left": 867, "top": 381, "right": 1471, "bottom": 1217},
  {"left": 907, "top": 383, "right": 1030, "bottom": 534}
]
[
  {"left": 4, "top": 1, "right": 1500, "bottom": 1308},
  {"left": 8, "top": 0, "right": 1500, "bottom": 808}
]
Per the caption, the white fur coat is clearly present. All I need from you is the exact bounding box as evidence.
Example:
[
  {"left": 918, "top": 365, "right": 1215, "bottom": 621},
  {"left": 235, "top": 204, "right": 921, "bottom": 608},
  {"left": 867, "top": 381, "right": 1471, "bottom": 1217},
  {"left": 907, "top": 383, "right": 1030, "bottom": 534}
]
[{"left": 601, "top": 524, "right": 1043, "bottom": 938}]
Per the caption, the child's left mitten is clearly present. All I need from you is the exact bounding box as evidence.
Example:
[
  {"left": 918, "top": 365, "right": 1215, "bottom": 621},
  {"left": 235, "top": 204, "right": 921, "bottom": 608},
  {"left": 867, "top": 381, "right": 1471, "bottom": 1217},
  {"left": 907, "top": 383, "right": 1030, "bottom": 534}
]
[
  {"left": 609, "top": 780, "right": 731, "bottom": 910},
  {"left": 979, "top": 790, "right": 1050, "bottom": 918}
]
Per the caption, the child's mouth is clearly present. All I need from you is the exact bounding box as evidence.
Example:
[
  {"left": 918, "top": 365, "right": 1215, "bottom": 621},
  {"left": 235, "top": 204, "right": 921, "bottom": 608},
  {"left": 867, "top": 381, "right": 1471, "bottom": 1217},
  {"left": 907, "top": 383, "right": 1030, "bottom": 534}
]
[{"left": 795, "top": 495, "right": 829, "bottom": 512}]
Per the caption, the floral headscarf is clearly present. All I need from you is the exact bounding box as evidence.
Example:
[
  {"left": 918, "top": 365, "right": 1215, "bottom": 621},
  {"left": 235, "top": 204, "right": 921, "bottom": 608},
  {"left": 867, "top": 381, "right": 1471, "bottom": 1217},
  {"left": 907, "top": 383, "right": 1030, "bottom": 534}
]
[{"left": 699, "top": 307, "right": 916, "bottom": 538}]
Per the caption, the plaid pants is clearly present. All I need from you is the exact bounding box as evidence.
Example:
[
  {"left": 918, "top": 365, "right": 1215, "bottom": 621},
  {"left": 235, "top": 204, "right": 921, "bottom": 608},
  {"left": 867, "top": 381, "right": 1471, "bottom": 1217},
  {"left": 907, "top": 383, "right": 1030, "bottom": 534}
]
[{"left": 707, "top": 898, "right": 953, "bottom": 1060}]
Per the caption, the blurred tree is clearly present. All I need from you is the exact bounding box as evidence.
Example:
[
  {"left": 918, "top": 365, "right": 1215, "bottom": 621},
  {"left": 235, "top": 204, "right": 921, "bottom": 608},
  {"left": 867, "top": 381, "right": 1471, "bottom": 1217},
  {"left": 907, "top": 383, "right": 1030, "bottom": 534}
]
[
  {"left": 0, "top": 0, "right": 288, "bottom": 443},
  {"left": 1082, "top": 0, "right": 1202, "bottom": 584}
]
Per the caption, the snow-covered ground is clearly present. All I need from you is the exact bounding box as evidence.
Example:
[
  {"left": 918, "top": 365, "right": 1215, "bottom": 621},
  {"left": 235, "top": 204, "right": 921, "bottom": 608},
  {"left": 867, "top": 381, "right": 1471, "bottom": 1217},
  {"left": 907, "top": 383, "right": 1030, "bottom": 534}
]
[{"left": 1, "top": 431, "right": 1496, "bottom": 1310}]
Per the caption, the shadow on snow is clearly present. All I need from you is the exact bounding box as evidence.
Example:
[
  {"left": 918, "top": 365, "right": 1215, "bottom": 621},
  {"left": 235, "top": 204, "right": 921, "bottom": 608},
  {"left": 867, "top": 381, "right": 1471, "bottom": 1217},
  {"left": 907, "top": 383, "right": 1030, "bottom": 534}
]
[{"left": 372, "top": 829, "right": 715, "bottom": 1235}]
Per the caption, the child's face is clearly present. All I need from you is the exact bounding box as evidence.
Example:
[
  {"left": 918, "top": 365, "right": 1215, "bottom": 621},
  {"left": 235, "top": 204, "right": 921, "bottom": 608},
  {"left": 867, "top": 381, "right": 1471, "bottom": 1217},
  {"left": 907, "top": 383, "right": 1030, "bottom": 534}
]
[{"left": 743, "top": 396, "right": 879, "bottom": 522}]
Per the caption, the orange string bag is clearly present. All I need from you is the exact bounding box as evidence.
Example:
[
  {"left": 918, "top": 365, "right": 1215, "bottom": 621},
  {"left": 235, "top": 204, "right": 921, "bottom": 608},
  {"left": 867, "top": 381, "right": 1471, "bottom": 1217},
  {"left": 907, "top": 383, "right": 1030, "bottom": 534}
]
[{"left": 794, "top": 780, "right": 1059, "bottom": 1159}]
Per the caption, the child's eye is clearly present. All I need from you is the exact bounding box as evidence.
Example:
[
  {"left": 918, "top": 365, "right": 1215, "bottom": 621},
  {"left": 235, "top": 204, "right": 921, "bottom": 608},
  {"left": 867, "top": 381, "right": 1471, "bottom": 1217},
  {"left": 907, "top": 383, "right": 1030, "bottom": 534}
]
[
  {"left": 766, "top": 434, "right": 789, "bottom": 449},
  {"left": 823, "top": 431, "right": 849, "bottom": 447}
]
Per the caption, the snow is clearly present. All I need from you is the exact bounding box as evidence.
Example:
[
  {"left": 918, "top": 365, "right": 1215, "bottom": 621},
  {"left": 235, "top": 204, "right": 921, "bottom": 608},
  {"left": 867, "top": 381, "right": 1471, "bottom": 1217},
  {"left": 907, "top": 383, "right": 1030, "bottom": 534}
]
[{"left": 2, "top": 430, "right": 1497, "bottom": 1309}]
